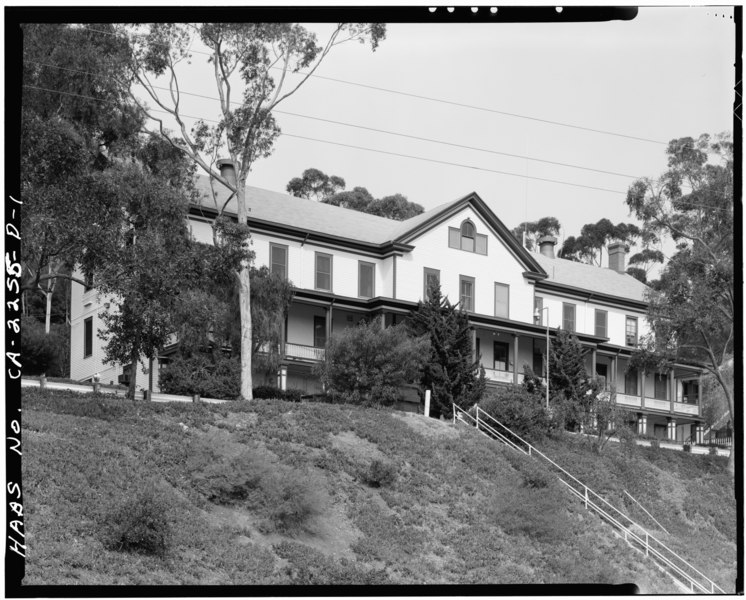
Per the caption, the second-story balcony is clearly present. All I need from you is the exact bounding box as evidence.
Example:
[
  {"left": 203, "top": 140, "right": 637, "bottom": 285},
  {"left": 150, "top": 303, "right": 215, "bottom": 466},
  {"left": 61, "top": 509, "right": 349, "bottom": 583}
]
[
  {"left": 285, "top": 342, "right": 325, "bottom": 362},
  {"left": 607, "top": 392, "right": 700, "bottom": 417}
]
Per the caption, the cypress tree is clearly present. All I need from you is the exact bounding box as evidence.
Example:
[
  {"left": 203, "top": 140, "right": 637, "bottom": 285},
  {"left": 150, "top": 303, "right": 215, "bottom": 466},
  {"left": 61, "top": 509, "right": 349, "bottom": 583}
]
[{"left": 409, "top": 282, "right": 486, "bottom": 418}]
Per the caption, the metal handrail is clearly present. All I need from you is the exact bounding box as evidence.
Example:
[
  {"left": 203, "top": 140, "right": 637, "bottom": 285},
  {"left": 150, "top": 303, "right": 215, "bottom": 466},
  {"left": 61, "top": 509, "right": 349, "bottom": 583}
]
[{"left": 452, "top": 402, "right": 725, "bottom": 594}]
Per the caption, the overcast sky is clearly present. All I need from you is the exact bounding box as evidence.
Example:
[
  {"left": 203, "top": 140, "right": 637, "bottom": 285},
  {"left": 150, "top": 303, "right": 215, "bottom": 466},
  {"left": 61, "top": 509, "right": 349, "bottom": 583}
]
[{"left": 134, "top": 6, "right": 735, "bottom": 260}]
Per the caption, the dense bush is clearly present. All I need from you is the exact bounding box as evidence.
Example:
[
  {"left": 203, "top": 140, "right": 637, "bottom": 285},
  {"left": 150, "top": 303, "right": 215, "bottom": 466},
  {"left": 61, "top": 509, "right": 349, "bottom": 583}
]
[
  {"left": 316, "top": 320, "right": 429, "bottom": 407},
  {"left": 159, "top": 352, "right": 240, "bottom": 399},
  {"left": 21, "top": 316, "right": 68, "bottom": 376},
  {"left": 478, "top": 386, "right": 556, "bottom": 441},
  {"left": 104, "top": 486, "right": 174, "bottom": 557},
  {"left": 252, "top": 385, "right": 303, "bottom": 402},
  {"left": 359, "top": 459, "right": 398, "bottom": 488}
]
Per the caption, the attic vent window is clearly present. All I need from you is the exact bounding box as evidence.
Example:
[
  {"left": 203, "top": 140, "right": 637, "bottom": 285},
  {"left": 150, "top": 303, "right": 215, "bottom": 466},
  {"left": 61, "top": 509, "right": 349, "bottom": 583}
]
[{"left": 448, "top": 219, "right": 487, "bottom": 255}]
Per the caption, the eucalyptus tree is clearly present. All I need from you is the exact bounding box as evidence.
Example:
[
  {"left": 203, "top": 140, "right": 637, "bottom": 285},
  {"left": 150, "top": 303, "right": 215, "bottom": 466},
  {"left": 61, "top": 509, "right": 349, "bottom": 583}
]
[
  {"left": 626, "top": 133, "right": 734, "bottom": 471},
  {"left": 128, "top": 22, "right": 386, "bottom": 400}
]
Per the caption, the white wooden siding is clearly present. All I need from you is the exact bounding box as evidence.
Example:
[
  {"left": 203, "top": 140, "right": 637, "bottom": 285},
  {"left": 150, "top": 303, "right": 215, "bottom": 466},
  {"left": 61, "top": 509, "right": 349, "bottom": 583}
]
[{"left": 396, "top": 206, "right": 535, "bottom": 321}]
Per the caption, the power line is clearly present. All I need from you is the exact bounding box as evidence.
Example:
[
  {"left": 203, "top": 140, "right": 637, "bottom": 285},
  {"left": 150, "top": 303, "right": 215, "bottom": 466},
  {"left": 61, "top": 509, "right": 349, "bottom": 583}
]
[
  {"left": 24, "top": 84, "right": 631, "bottom": 195},
  {"left": 30, "top": 82, "right": 729, "bottom": 208},
  {"left": 75, "top": 24, "right": 668, "bottom": 146},
  {"left": 27, "top": 59, "right": 644, "bottom": 181}
]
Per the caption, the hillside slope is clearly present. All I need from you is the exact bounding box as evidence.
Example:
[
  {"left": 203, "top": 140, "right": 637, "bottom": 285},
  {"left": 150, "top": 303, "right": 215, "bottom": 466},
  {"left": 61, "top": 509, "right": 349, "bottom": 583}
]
[{"left": 20, "top": 389, "right": 736, "bottom": 591}]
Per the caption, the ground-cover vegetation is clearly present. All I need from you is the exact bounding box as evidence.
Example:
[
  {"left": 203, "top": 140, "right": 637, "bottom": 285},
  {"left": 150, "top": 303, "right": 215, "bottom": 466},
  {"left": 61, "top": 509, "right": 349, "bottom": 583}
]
[{"left": 21, "top": 388, "right": 735, "bottom": 590}]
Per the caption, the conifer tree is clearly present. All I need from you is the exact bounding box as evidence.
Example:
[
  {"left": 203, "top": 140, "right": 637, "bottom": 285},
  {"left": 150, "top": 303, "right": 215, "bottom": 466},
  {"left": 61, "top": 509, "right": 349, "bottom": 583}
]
[{"left": 409, "top": 282, "right": 485, "bottom": 418}]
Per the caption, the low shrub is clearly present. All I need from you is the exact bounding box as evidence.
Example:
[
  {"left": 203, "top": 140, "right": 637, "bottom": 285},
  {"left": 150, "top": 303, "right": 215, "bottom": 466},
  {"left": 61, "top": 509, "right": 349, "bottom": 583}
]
[
  {"left": 193, "top": 451, "right": 323, "bottom": 534},
  {"left": 264, "top": 472, "right": 324, "bottom": 534},
  {"left": 104, "top": 486, "right": 174, "bottom": 557},
  {"left": 252, "top": 386, "right": 303, "bottom": 402},
  {"left": 359, "top": 459, "right": 398, "bottom": 488},
  {"left": 478, "top": 387, "right": 556, "bottom": 441}
]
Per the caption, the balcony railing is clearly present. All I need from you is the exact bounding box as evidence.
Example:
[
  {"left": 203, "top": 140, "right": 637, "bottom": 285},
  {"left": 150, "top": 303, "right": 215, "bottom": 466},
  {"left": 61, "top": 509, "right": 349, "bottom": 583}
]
[
  {"left": 616, "top": 393, "right": 642, "bottom": 408},
  {"left": 674, "top": 402, "right": 699, "bottom": 415},
  {"left": 603, "top": 393, "right": 699, "bottom": 417},
  {"left": 646, "top": 398, "right": 670, "bottom": 411},
  {"left": 483, "top": 368, "right": 515, "bottom": 384},
  {"left": 285, "top": 342, "right": 325, "bottom": 362}
]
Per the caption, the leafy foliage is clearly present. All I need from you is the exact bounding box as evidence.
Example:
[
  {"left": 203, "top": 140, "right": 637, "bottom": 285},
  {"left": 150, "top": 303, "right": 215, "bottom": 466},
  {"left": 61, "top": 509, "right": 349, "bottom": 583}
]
[
  {"left": 324, "top": 186, "right": 424, "bottom": 220},
  {"left": 131, "top": 23, "right": 386, "bottom": 399},
  {"left": 286, "top": 167, "right": 345, "bottom": 201},
  {"left": 560, "top": 218, "right": 641, "bottom": 265},
  {"left": 477, "top": 380, "right": 556, "bottom": 442},
  {"left": 159, "top": 352, "right": 240, "bottom": 400},
  {"left": 409, "top": 282, "right": 486, "bottom": 417},
  {"left": 104, "top": 486, "right": 174, "bottom": 557},
  {"left": 510, "top": 216, "right": 561, "bottom": 250},
  {"left": 316, "top": 321, "right": 429, "bottom": 406},
  {"left": 20, "top": 316, "right": 68, "bottom": 376},
  {"left": 626, "top": 133, "right": 734, "bottom": 469},
  {"left": 359, "top": 459, "right": 398, "bottom": 488}
]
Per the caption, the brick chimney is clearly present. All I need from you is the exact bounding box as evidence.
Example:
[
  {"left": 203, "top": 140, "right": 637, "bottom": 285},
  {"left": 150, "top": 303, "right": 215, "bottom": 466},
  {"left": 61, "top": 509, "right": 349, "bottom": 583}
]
[
  {"left": 538, "top": 235, "right": 557, "bottom": 259},
  {"left": 608, "top": 242, "right": 628, "bottom": 273},
  {"left": 216, "top": 158, "right": 237, "bottom": 186}
]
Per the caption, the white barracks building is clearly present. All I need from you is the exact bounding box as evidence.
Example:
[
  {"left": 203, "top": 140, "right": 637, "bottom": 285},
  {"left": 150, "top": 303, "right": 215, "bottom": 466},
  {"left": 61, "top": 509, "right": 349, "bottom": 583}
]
[{"left": 70, "top": 165, "right": 706, "bottom": 443}]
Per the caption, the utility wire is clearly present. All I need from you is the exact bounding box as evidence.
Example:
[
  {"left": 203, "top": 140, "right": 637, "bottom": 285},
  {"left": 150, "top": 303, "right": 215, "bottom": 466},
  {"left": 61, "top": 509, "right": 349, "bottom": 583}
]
[
  {"left": 26, "top": 59, "right": 644, "bottom": 181},
  {"left": 27, "top": 82, "right": 727, "bottom": 209},
  {"left": 75, "top": 25, "right": 668, "bottom": 145}
]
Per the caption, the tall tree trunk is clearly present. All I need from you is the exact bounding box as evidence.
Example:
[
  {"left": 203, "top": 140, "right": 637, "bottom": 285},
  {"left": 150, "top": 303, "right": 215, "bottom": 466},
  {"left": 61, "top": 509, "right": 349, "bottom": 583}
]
[
  {"left": 128, "top": 348, "right": 139, "bottom": 400},
  {"left": 44, "top": 264, "right": 56, "bottom": 334},
  {"left": 236, "top": 181, "right": 253, "bottom": 401}
]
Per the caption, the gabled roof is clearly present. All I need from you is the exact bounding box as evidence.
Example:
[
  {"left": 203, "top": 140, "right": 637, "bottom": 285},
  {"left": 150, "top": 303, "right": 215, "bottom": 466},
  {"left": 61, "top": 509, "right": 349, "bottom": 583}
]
[
  {"left": 191, "top": 177, "right": 547, "bottom": 275},
  {"left": 533, "top": 253, "right": 649, "bottom": 303}
]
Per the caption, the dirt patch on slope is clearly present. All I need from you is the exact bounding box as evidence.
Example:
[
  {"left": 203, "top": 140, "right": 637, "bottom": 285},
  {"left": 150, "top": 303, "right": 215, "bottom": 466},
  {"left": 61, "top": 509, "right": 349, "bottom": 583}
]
[{"left": 390, "top": 412, "right": 459, "bottom": 439}]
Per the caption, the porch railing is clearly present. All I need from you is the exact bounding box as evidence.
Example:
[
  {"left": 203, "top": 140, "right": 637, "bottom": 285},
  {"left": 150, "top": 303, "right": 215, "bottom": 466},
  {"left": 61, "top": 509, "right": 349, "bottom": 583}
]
[
  {"left": 482, "top": 368, "right": 515, "bottom": 384},
  {"left": 284, "top": 342, "right": 325, "bottom": 362}
]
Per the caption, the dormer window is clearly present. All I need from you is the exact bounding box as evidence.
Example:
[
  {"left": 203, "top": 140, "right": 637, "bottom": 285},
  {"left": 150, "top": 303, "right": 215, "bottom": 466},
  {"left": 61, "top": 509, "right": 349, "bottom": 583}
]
[{"left": 448, "top": 219, "right": 488, "bottom": 255}]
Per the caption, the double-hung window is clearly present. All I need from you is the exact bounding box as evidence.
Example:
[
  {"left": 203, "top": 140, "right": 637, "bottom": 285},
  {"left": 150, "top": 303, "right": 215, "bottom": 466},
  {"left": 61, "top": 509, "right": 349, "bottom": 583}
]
[
  {"left": 423, "top": 268, "right": 440, "bottom": 300},
  {"left": 654, "top": 374, "right": 667, "bottom": 400},
  {"left": 534, "top": 296, "right": 544, "bottom": 325},
  {"left": 494, "top": 341, "right": 509, "bottom": 371},
  {"left": 315, "top": 252, "right": 332, "bottom": 291},
  {"left": 595, "top": 309, "right": 608, "bottom": 338},
  {"left": 625, "top": 368, "right": 638, "bottom": 396},
  {"left": 84, "top": 317, "right": 93, "bottom": 358},
  {"left": 270, "top": 243, "right": 288, "bottom": 279},
  {"left": 358, "top": 261, "right": 375, "bottom": 298},
  {"left": 625, "top": 316, "right": 638, "bottom": 347},
  {"left": 494, "top": 282, "right": 509, "bottom": 318},
  {"left": 562, "top": 303, "right": 576, "bottom": 332},
  {"left": 460, "top": 275, "right": 475, "bottom": 312}
]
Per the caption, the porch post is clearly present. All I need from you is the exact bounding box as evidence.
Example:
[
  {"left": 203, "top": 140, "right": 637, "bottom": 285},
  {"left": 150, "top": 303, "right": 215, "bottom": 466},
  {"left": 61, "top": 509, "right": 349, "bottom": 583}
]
[
  {"left": 512, "top": 334, "right": 519, "bottom": 384},
  {"left": 591, "top": 348, "right": 597, "bottom": 379},
  {"left": 668, "top": 369, "right": 675, "bottom": 412},
  {"left": 611, "top": 354, "right": 618, "bottom": 390},
  {"left": 326, "top": 303, "right": 333, "bottom": 341},
  {"left": 640, "top": 370, "right": 646, "bottom": 408},
  {"left": 697, "top": 374, "right": 703, "bottom": 416},
  {"left": 277, "top": 364, "right": 288, "bottom": 391},
  {"left": 637, "top": 413, "right": 647, "bottom": 436},
  {"left": 471, "top": 328, "right": 477, "bottom": 364},
  {"left": 379, "top": 311, "right": 386, "bottom": 329},
  {"left": 281, "top": 315, "right": 287, "bottom": 358}
]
